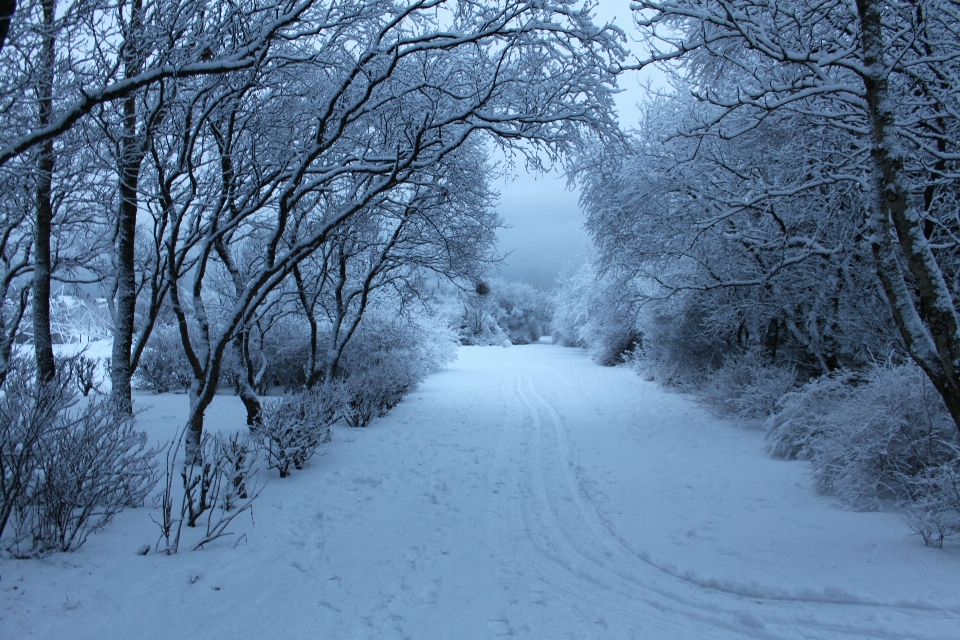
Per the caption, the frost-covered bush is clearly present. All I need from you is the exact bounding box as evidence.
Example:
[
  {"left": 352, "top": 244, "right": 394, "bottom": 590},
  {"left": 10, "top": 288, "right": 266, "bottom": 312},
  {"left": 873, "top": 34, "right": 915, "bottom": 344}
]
[
  {"left": 764, "top": 363, "right": 958, "bottom": 510},
  {"left": 340, "top": 357, "right": 413, "bottom": 427},
  {"left": 135, "top": 322, "right": 192, "bottom": 394},
  {"left": 488, "top": 279, "right": 552, "bottom": 345},
  {"left": 214, "top": 431, "right": 258, "bottom": 511},
  {"left": 0, "top": 363, "right": 74, "bottom": 541},
  {"left": 12, "top": 401, "right": 158, "bottom": 556},
  {"left": 340, "top": 311, "right": 457, "bottom": 426},
  {"left": 902, "top": 459, "right": 960, "bottom": 547},
  {"left": 699, "top": 353, "right": 797, "bottom": 419},
  {"left": 764, "top": 371, "right": 858, "bottom": 459},
  {"left": 252, "top": 389, "right": 339, "bottom": 477},
  {"left": 244, "top": 318, "right": 312, "bottom": 393},
  {"left": 459, "top": 280, "right": 510, "bottom": 346},
  {"left": 66, "top": 354, "right": 103, "bottom": 396},
  {"left": 155, "top": 428, "right": 261, "bottom": 554},
  {"left": 631, "top": 294, "right": 731, "bottom": 387},
  {"left": 551, "top": 266, "right": 594, "bottom": 348},
  {"left": 552, "top": 264, "right": 641, "bottom": 365},
  {"left": 1, "top": 363, "right": 158, "bottom": 557}
]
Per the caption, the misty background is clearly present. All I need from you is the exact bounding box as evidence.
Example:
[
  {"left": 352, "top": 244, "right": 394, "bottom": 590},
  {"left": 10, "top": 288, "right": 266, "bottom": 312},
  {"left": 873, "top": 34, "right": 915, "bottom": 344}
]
[{"left": 491, "top": 0, "right": 654, "bottom": 286}]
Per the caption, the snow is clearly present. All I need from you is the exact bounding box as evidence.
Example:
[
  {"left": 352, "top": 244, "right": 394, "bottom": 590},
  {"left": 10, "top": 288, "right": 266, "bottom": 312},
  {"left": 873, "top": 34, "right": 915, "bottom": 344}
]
[{"left": 3, "top": 342, "right": 959, "bottom": 639}]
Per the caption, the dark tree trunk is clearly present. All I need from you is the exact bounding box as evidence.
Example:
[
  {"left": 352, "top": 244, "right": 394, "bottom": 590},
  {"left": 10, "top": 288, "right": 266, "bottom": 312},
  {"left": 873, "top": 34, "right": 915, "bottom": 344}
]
[
  {"left": 0, "top": 0, "right": 15, "bottom": 55},
  {"left": 110, "top": 0, "right": 145, "bottom": 414},
  {"left": 234, "top": 331, "right": 262, "bottom": 427},
  {"left": 858, "top": 0, "right": 960, "bottom": 434},
  {"left": 110, "top": 94, "right": 141, "bottom": 414},
  {"left": 32, "top": 0, "right": 56, "bottom": 383}
]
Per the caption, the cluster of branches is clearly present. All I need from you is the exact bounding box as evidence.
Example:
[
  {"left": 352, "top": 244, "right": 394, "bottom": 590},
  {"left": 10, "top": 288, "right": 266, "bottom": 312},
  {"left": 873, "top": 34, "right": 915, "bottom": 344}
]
[
  {"left": 577, "top": 0, "right": 960, "bottom": 433},
  {"left": 0, "top": 0, "right": 624, "bottom": 457}
]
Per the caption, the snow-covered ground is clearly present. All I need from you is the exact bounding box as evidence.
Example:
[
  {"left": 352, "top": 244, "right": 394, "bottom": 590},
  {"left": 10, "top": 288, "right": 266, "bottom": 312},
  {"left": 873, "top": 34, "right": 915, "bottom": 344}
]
[{"left": 3, "top": 342, "right": 958, "bottom": 639}]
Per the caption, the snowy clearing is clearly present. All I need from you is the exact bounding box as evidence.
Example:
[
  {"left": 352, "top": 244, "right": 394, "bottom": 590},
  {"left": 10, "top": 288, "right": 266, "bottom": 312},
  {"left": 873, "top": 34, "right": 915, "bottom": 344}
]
[{"left": 2, "top": 342, "right": 958, "bottom": 639}]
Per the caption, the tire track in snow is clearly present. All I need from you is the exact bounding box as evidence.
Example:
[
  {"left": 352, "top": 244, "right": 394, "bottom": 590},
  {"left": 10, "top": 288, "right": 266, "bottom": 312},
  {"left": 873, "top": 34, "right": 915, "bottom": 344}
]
[
  {"left": 505, "top": 372, "right": 731, "bottom": 638},
  {"left": 519, "top": 371, "right": 960, "bottom": 640}
]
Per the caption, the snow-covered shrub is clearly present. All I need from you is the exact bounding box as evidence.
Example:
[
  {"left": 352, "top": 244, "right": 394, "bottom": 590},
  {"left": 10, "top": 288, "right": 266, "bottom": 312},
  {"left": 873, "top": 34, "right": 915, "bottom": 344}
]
[
  {"left": 340, "top": 310, "right": 457, "bottom": 426},
  {"left": 257, "top": 337, "right": 311, "bottom": 392},
  {"left": 765, "top": 371, "right": 859, "bottom": 459},
  {"left": 902, "top": 459, "right": 960, "bottom": 547},
  {"left": 66, "top": 354, "right": 103, "bottom": 396},
  {"left": 10, "top": 399, "right": 158, "bottom": 556},
  {"left": 242, "top": 317, "right": 312, "bottom": 393},
  {"left": 215, "top": 431, "right": 258, "bottom": 511},
  {"left": 764, "top": 363, "right": 958, "bottom": 510},
  {"left": 135, "top": 322, "right": 192, "bottom": 394},
  {"left": 488, "top": 279, "right": 552, "bottom": 345},
  {"left": 252, "top": 388, "right": 338, "bottom": 477},
  {"left": 340, "top": 357, "right": 413, "bottom": 427},
  {"left": 552, "top": 264, "right": 641, "bottom": 364},
  {"left": 551, "top": 265, "right": 594, "bottom": 348},
  {"left": 2, "top": 362, "right": 158, "bottom": 557},
  {"left": 155, "top": 428, "right": 261, "bottom": 554},
  {"left": 459, "top": 280, "right": 509, "bottom": 346},
  {"left": 0, "top": 362, "right": 75, "bottom": 542},
  {"left": 699, "top": 353, "right": 797, "bottom": 419},
  {"left": 629, "top": 292, "right": 737, "bottom": 387}
]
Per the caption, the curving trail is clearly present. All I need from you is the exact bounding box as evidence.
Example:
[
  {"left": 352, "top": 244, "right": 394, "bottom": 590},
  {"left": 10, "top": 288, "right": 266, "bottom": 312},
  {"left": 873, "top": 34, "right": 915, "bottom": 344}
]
[
  {"left": 486, "top": 367, "right": 958, "bottom": 639},
  {"left": 3, "top": 343, "right": 959, "bottom": 639}
]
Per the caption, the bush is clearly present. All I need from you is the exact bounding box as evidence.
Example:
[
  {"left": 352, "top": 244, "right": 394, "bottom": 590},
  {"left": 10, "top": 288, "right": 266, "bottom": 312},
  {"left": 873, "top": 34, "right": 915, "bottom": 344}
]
[
  {"left": 902, "top": 459, "right": 960, "bottom": 547},
  {"left": 631, "top": 295, "right": 730, "bottom": 386},
  {"left": 12, "top": 402, "right": 158, "bottom": 556},
  {"left": 765, "top": 370, "right": 858, "bottom": 459},
  {"left": 0, "top": 362, "right": 75, "bottom": 542},
  {"left": 339, "top": 311, "right": 457, "bottom": 426},
  {"left": 252, "top": 389, "right": 338, "bottom": 477},
  {"left": 340, "top": 357, "right": 413, "bottom": 427},
  {"left": 552, "top": 264, "right": 642, "bottom": 365},
  {"left": 699, "top": 353, "right": 797, "bottom": 420},
  {"left": 155, "top": 428, "right": 261, "bottom": 554},
  {"left": 764, "top": 363, "right": 958, "bottom": 510},
  {"left": 1, "top": 364, "right": 158, "bottom": 557},
  {"left": 459, "top": 281, "right": 509, "bottom": 346},
  {"left": 489, "top": 280, "right": 552, "bottom": 345},
  {"left": 135, "top": 323, "right": 192, "bottom": 394},
  {"left": 66, "top": 354, "right": 104, "bottom": 396},
  {"left": 246, "top": 318, "right": 312, "bottom": 393}
]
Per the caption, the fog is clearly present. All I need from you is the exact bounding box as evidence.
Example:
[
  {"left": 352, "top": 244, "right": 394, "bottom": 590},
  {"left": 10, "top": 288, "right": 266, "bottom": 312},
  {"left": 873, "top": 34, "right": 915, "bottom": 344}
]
[{"left": 490, "top": 0, "right": 660, "bottom": 286}]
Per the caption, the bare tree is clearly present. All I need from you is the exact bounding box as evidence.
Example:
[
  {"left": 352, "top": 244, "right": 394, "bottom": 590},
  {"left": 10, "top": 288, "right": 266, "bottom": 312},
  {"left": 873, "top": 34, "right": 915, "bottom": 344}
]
[
  {"left": 292, "top": 142, "right": 499, "bottom": 389},
  {"left": 0, "top": 192, "right": 32, "bottom": 388},
  {"left": 0, "top": 0, "right": 318, "bottom": 168},
  {"left": 149, "top": 0, "right": 622, "bottom": 458}
]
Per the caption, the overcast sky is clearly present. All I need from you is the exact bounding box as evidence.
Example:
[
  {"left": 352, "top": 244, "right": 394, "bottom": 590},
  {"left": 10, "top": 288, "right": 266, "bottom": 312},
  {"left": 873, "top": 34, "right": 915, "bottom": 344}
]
[{"left": 490, "top": 0, "right": 658, "bottom": 287}]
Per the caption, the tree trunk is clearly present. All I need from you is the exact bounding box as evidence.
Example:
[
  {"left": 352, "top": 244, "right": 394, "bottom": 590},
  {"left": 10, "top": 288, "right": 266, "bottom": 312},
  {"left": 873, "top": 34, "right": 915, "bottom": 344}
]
[
  {"left": 0, "top": 0, "right": 15, "bottom": 55},
  {"left": 110, "top": 0, "right": 145, "bottom": 414},
  {"left": 110, "top": 96, "right": 141, "bottom": 414},
  {"left": 233, "top": 331, "right": 261, "bottom": 427},
  {"left": 185, "top": 382, "right": 206, "bottom": 463},
  {"left": 858, "top": 0, "right": 960, "bottom": 433},
  {"left": 32, "top": 0, "right": 56, "bottom": 383}
]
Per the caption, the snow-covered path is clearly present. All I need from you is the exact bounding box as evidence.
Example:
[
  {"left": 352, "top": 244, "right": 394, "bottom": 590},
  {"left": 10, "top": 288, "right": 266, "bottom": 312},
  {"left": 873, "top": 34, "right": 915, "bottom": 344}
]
[{"left": 3, "top": 343, "right": 959, "bottom": 639}]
